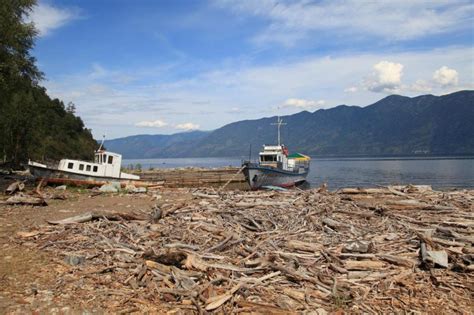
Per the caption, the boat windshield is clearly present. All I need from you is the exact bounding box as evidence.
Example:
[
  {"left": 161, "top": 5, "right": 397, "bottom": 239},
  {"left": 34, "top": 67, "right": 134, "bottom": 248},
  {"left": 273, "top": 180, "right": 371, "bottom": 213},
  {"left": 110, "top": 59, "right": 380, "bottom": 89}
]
[{"left": 260, "top": 155, "right": 277, "bottom": 162}]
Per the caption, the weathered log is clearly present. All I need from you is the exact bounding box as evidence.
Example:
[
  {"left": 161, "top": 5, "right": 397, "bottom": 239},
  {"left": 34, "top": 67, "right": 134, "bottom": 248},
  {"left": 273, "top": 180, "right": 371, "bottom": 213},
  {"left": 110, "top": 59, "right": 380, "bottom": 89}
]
[
  {"left": 192, "top": 192, "right": 220, "bottom": 199},
  {"left": 387, "top": 199, "right": 454, "bottom": 211},
  {"left": 337, "top": 188, "right": 390, "bottom": 195},
  {"left": 329, "top": 263, "right": 348, "bottom": 274},
  {"left": 47, "top": 211, "right": 145, "bottom": 224},
  {"left": 5, "top": 181, "right": 25, "bottom": 194},
  {"left": 322, "top": 217, "right": 349, "bottom": 230},
  {"left": 287, "top": 240, "right": 321, "bottom": 253},
  {"left": 234, "top": 201, "right": 290, "bottom": 208},
  {"left": 339, "top": 253, "right": 376, "bottom": 259},
  {"left": 345, "top": 260, "right": 385, "bottom": 270},
  {"left": 164, "top": 243, "right": 200, "bottom": 251},
  {"left": 377, "top": 254, "right": 414, "bottom": 268},
  {"left": 5, "top": 193, "right": 47, "bottom": 206},
  {"left": 347, "top": 271, "right": 390, "bottom": 280}
]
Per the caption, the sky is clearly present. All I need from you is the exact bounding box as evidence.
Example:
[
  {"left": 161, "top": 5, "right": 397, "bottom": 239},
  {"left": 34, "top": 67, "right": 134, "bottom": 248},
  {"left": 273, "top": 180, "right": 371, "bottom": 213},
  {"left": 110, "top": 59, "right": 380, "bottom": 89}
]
[{"left": 30, "top": 0, "right": 474, "bottom": 139}]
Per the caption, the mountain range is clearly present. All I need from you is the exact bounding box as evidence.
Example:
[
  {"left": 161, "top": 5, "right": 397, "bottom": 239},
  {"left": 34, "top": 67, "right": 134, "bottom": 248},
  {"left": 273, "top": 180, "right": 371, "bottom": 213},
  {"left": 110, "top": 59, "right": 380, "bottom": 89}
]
[{"left": 105, "top": 90, "right": 474, "bottom": 158}]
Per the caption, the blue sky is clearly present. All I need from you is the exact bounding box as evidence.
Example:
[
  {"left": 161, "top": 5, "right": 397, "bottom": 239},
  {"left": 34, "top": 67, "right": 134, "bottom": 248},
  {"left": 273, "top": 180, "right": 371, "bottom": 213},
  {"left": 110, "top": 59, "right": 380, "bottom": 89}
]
[{"left": 31, "top": 0, "right": 474, "bottom": 138}]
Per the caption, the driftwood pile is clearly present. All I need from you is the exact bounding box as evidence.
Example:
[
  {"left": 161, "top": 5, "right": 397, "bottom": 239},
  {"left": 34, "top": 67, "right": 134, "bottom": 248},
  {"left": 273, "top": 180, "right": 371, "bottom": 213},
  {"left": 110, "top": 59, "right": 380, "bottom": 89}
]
[
  {"left": 1, "top": 180, "right": 49, "bottom": 206},
  {"left": 0, "top": 180, "right": 70, "bottom": 206},
  {"left": 17, "top": 185, "right": 473, "bottom": 313}
]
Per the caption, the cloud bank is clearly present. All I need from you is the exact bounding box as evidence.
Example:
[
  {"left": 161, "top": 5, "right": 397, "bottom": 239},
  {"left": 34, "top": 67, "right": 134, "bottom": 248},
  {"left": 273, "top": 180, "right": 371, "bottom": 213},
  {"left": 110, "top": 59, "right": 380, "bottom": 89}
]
[
  {"left": 135, "top": 120, "right": 168, "bottom": 128},
  {"left": 282, "top": 98, "right": 325, "bottom": 109},
  {"left": 217, "top": 0, "right": 474, "bottom": 46},
  {"left": 175, "top": 123, "right": 200, "bottom": 131}
]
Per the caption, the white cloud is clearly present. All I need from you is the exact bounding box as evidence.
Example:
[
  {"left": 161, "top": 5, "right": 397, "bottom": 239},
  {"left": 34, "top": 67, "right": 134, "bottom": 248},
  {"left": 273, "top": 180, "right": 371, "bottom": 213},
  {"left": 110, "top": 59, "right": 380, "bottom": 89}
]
[
  {"left": 282, "top": 98, "right": 325, "bottom": 109},
  {"left": 365, "top": 61, "right": 404, "bottom": 93},
  {"left": 135, "top": 120, "right": 168, "bottom": 128},
  {"left": 433, "top": 66, "right": 459, "bottom": 86},
  {"left": 217, "top": 0, "right": 474, "bottom": 46},
  {"left": 174, "top": 123, "right": 200, "bottom": 130},
  {"left": 344, "top": 86, "right": 358, "bottom": 93},
  {"left": 28, "top": 2, "right": 79, "bottom": 37}
]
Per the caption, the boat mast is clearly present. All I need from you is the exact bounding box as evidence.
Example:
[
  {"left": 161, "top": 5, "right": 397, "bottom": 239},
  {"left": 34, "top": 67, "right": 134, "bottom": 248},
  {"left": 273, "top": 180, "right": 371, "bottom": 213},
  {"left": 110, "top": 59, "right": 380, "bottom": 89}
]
[
  {"left": 271, "top": 116, "right": 286, "bottom": 146},
  {"left": 97, "top": 135, "right": 106, "bottom": 151}
]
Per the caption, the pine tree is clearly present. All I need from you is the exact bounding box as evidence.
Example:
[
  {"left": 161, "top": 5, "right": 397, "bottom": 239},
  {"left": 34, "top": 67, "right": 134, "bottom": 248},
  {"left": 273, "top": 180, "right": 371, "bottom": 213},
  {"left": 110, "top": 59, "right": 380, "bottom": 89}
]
[{"left": 0, "top": 1, "right": 98, "bottom": 166}]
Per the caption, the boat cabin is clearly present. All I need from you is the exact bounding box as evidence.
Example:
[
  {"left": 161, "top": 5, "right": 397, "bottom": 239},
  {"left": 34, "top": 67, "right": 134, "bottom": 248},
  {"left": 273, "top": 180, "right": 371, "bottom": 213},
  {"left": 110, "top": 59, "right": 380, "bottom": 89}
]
[
  {"left": 259, "top": 145, "right": 288, "bottom": 168},
  {"left": 57, "top": 150, "right": 139, "bottom": 179},
  {"left": 259, "top": 145, "right": 310, "bottom": 174}
]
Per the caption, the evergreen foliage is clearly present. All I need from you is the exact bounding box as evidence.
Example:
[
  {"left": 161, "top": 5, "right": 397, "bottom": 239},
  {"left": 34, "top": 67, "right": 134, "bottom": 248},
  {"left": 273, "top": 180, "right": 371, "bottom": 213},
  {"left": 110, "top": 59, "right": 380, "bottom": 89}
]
[{"left": 0, "top": 0, "right": 97, "bottom": 165}]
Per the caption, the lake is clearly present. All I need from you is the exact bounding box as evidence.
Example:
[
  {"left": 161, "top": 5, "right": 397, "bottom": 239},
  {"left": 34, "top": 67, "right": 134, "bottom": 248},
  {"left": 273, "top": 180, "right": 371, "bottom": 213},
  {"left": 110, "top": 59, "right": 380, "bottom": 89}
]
[{"left": 123, "top": 156, "right": 474, "bottom": 190}]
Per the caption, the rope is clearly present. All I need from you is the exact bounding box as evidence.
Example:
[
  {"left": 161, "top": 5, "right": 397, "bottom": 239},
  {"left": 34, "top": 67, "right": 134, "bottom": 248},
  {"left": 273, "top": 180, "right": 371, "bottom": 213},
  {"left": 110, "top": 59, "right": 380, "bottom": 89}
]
[{"left": 218, "top": 165, "right": 246, "bottom": 191}]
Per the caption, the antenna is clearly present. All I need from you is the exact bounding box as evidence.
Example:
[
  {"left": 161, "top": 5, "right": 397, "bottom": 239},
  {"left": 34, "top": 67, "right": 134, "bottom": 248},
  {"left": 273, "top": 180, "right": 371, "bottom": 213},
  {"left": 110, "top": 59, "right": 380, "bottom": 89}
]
[
  {"left": 271, "top": 116, "right": 286, "bottom": 146},
  {"left": 98, "top": 134, "right": 106, "bottom": 151}
]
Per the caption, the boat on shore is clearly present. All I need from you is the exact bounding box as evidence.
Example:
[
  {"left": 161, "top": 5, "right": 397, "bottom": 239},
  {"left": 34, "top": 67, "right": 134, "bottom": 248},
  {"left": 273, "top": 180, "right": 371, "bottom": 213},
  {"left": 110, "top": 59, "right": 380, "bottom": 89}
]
[
  {"left": 242, "top": 117, "right": 311, "bottom": 189},
  {"left": 28, "top": 146, "right": 160, "bottom": 187}
]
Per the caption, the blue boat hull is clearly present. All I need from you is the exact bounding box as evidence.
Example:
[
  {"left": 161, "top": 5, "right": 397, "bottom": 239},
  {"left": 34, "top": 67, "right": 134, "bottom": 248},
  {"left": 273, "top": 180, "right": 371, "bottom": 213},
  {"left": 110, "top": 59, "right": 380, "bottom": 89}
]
[{"left": 243, "top": 163, "right": 309, "bottom": 189}]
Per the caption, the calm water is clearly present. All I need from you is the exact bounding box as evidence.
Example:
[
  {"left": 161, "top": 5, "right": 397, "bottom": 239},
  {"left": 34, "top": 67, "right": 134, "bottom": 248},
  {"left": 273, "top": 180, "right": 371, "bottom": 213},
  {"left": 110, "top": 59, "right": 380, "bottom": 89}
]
[{"left": 124, "top": 157, "right": 474, "bottom": 190}]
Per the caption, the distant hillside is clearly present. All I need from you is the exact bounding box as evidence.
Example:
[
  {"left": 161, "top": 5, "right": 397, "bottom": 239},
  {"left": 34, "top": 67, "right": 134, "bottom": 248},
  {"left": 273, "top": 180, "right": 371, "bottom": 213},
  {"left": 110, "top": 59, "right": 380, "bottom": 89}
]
[
  {"left": 105, "top": 131, "right": 210, "bottom": 158},
  {"left": 108, "top": 90, "right": 474, "bottom": 158}
]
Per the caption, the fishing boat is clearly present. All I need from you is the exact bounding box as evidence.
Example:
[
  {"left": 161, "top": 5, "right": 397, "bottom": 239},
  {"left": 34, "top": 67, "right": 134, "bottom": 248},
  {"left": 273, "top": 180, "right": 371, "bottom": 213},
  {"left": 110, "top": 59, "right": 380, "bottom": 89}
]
[
  {"left": 242, "top": 117, "right": 311, "bottom": 189},
  {"left": 27, "top": 140, "right": 150, "bottom": 187}
]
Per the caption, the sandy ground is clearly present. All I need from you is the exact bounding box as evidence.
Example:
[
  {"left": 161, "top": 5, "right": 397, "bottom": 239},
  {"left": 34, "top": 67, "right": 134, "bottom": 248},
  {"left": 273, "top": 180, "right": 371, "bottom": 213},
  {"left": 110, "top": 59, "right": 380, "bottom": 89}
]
[{"left": 0, "top": 186, "right": 182, "bottom": 313}]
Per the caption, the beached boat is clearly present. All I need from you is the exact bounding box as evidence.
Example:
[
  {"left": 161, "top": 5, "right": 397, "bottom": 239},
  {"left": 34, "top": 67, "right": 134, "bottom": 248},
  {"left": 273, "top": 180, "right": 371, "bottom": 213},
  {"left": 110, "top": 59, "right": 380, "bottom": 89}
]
[
  {"left": 242, "top": 117, "right": 311, "bottom": 189},
  {"left": 27, "top": 148, "right": 146, "bottom": 187}
]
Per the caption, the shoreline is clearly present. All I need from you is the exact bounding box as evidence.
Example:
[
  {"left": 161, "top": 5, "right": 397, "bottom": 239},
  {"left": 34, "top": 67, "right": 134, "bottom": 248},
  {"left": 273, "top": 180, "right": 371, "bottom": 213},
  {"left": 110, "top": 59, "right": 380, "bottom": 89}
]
[{"left": 123, "top": 154, "right": 474, "bottom": 162}]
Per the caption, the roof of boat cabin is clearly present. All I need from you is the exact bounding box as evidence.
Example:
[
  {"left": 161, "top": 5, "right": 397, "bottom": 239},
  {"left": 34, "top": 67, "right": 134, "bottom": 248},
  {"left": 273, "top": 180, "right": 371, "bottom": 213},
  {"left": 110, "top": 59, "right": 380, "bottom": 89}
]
[{"left": 287, "top": 153, "right": 311, "bottom": 160}]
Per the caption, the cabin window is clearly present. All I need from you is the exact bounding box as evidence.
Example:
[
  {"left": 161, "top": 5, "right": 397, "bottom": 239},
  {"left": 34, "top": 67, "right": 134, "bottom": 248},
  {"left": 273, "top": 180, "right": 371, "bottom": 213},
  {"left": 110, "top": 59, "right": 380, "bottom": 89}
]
[
  {"left": 67, "top": 162, "right": 74, "bottom": 169},
  {"left": 86, "top": 165, "right": 91, "bottom": 172},
  {"left": 261, "top": 155, "right": 277, "bottom": 162},
  {"left": 93, "top": 166, "right": 98, "bottom": 172},
  {"left": 103, "top": 155, "right": 107, "bottom": 163},
  {"left": 79, "top": 164, "right": 84, "bottom": 171},
  {"left": 108, "top": 155, "right": 114, "bottom": 164}
]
